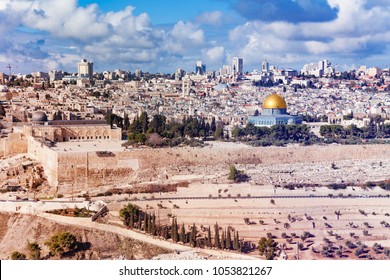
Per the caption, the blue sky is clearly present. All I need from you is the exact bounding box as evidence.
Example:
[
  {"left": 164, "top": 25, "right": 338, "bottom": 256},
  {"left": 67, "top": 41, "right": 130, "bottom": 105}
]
[{"left": 1, "top": 0, "right": 390, "bottom": 74}]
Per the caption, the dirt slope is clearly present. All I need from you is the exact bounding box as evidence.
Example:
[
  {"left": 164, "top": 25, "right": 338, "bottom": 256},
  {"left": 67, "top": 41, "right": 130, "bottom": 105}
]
[{"left": 0, "top": 212, "right": 170, "bottom": 260}]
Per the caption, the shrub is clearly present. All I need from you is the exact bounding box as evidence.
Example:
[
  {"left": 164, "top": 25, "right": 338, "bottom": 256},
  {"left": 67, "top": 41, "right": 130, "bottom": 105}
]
[
  {"left": 27, "top": 241, "right": 41, "bottom": 260},
  {"left": 11, "top": 251, "right": 26, "bottom": 260}
]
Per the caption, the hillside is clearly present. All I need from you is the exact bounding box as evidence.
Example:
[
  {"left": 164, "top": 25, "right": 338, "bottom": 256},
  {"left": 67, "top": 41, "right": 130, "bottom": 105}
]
[{"left": 0, "top": 212, "right": 170, "bottom": 260}]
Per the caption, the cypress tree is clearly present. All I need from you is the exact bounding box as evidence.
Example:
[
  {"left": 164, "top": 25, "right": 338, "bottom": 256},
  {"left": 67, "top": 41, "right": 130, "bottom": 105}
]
[
  {"left": 226, "top": 228, "right": 232, "bottom": 250},
  {"left": 236, "top": 231, "right": 241, "bottom": 252},
  {"left": 171, "top": 218, "right": 178, "bottom": 242},
  {"left": 129, "top": 212, "right": 134, "bottom": 228},
  {"left": 190, "top": 223, "right": 197, "bottom": 247},
  {"left": 137, "top": 213, "right": 141, "bottom": 229},
  {"left": 162, "top": 227, "right": 168, "bottom": 240},
  {"left": 148, "top": 214, "right": 153, "bottom": 234},
  {"left": 211, "top": 117, "right": 216, "bottom": 133},
  {"left": 207, "top": 226, "right": 212, "bottom": 247},
  {"left": 180, "top": 223, "right": 186, "bottom": 243},
  {"left": 233, "top": 231, "right": 239, "bottom": 250},
  {"left": 151, "top": 213, "right": 156, "bottom": 236},
  {"left": 214, "top": 223, "right": 220, "bottom": 248},
  {"left": 221, "top": 230, "right": 226, "bottom": 249},
  {"left": 143, "top": 212, "right": 148, "bottom": 232}
]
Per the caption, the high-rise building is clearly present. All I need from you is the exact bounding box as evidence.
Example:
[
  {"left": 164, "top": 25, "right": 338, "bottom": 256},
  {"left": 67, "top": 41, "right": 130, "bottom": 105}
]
[
  {"left": 195, "top": 61, "right": 206, "bottom": 75},
  {"left": 301, "top": 59, "right": 333, "bottom": 77},
  {"left": 135, "top": 69, "right": 142, "bottom": 78},
  {"left": 232, "top": 57, "right": 243, "bottom": 76},
  {"left": 175, "top": 68, "right": 185, "bottom": 81},
  {"left": 220, "top": 65, "right": 232, "bottom": 76},
  {"left": 77, "top": 59, "right": 93, "bottom": 79},
  {"left": 262, "top": 59, "right": 269, "bottom": 73}
]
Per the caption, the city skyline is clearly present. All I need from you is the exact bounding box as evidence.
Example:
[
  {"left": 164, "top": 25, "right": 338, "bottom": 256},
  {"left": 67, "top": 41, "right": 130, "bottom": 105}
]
[{"left": 1, "top": 0, "right": 390, "bottom": 74}]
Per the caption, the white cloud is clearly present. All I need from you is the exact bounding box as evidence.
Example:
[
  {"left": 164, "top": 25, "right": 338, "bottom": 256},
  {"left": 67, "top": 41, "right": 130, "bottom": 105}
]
[
  {"left": 3, "top": 0, "right": 390, "bottom": 73},
  {"left": 204, "top": 46, "right": 225, "bottom": 63},
  {"left": 196, "top": 11, "right": 223, "bottom": 26},
  {"left": 228, "top": 0, "right": 390, "bottom": 69},
  {"left": 171, "top": 21, "right": 204, "bottom": 44}
]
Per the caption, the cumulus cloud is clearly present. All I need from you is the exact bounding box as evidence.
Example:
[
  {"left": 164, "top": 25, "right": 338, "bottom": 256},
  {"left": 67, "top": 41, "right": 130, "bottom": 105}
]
[
  {"left": 196, "top": 11, "right": 223, "bottom": 26},
  {"left": 228, "top": 0, "right": 390, "bottom": 68},
  {"left": 204, "top": 46, "right": 225, "bottom": 63},
  {"left": 2, "top": 0, "right": 390, "bottom": 73},
  {"left": 0, "top": 0, "right": 209, "bottom": 72},
  {"left": 171, "top": 21, "right": 204, "bottom": 44},
  {"left": 164, "top": 21, "right": 205, "bottom": 55}
]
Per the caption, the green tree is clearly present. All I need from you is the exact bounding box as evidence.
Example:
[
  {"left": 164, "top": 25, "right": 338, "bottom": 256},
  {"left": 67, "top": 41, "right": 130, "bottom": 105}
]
[
  {"left": 258, "top": 237, "right": 278, "bottom": 260},
  {"left": 214, "top": 223, "right": 220, "bottom": 248},
  {"left": 144, "top": 212, "right": 149, "bottom": 232},
  {"left": 214, "top": 127, "right": 224, "bottom": 139},
  {"left": 119, "top": 203, "right": 140, "bottom": 228},
  {"left": 180, "top": 223, "right": 186, "bottom": 243},
  {"left": 210, "top": 117, "right": 216, "bottom": 133},
  {"left": 27, "top": 241, "right": 41, "bottom": 260},
  {"left": 123, "top": 114, "right": 130, "bottom": 131},
  {"left": 207, "top": 226, "right": 212, "bottom": 247},
  {"left": 228, "top": 165, "right": 238, "bottom": 180},
  {"left": 228, "top": 164, "right": 249, "bottom": 183},
  {"left": 139, "top": 112, "right": 149, "bottom": 133},
  {"left": 190, "top": 223, "right": 197, "bottom": 247},
  {"left": 148, "top": 114, "right": 166, "bottom": 134},
  {"left": 151, "top": 213, "right": 156, "bottom": 236},
  {"left": 171, "top": 218, "right": 179, "bottom": 242},
  {"left": 221, "top": 230, "right": 226, "bottom": 249},
  {"left": 45, "top": 232, "right": 78, "bottom": 257},
  {"left": 233, "top": 231, "right": 241, "bottom": 251},
  {"left": 135, "top": 133, "right": 147, "bottom": 144},
  {"left": 226, "top": 228, "right": 232, "bottom": 250},
  {"left": 11, "top": 251, "right": 26, "bottom": 260}
]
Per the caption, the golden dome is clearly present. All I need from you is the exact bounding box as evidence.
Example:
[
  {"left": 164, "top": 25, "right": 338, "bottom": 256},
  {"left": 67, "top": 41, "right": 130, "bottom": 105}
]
[{"left": 262, "top": 94, "right": 287, "bottom": 109}]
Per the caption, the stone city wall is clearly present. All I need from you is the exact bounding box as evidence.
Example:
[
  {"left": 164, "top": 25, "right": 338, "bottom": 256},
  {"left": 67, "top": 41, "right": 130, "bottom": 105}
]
[
  {"left": 27, "top": 136, "right": 58, "bottom": 187},
  {"left": 55, "top": 150, "right": 138, "bottom": 193},
  {"left": 3, "top": 133, "right": 390, "bottom": 194},
  {"left": 123, "top": 144, "right": 390, "bottom": 171},
  {"left": 0, "top": 133, "right": 28, "bottom": 158}
]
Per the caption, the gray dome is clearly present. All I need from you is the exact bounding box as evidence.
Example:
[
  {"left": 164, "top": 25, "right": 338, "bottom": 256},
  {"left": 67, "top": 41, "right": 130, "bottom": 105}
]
[{"left": 31, "top": 111, "right": 48, "bottom": 122}]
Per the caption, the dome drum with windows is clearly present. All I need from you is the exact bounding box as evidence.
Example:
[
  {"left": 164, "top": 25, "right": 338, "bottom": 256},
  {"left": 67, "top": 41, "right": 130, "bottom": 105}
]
[{"left": 248, "top": 93, "right": 302, "bottom": 127}]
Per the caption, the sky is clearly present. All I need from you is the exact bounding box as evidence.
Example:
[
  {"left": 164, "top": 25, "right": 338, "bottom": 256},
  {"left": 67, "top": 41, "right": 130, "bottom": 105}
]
[{"left": 1, "top": 0, "right": 390, "bottom": 74}]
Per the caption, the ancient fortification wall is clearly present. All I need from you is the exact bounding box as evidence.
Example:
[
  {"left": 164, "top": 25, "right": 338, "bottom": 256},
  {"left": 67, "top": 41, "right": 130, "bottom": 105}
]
[
  {"left": 27, "top": 136, "right": 58, "bottom": 187},
  {"left": 0, "top": 133, "right": 28, "bottom": 157},
  {"left": 55, "top": 151, "right": 138, "bottom": 193},
  {"left": 126, "top": 144, "right": 390, "bottom": 170},
  {"left": 2, "top": 132, "right": 390, "bottom": 194},
  {"left": 51, "top": 144, "right": 390, "bottom": 192}
]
